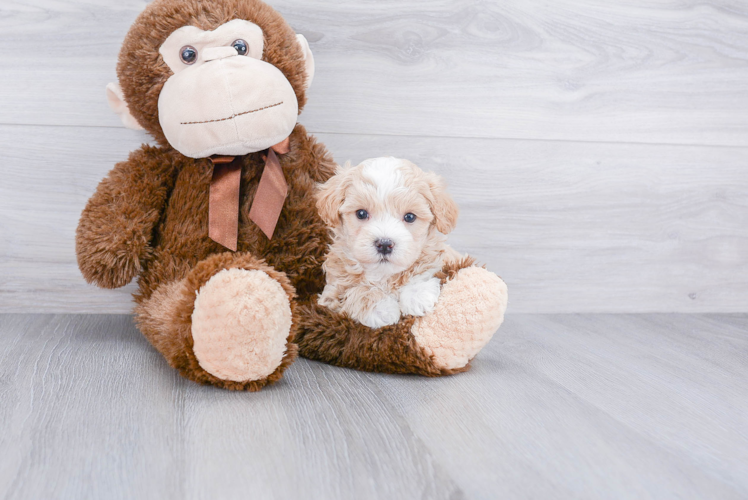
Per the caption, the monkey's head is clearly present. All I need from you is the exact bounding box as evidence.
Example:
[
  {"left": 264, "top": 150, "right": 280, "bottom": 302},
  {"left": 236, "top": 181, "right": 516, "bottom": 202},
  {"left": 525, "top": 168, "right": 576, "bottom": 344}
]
[{"left": 107, "top": 0, "right": 314, "bottom": 158}]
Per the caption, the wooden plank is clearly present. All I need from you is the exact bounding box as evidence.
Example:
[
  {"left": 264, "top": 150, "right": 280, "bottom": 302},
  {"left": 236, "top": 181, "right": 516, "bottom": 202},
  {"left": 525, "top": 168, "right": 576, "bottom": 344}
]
[
  {"left": 0, "top": 314, "right": 461, "bottom": 500},
  {"left": 1, "top": 124, "right": 746, "bottom": 313},
  {"left": 1, "top": 313, "right": 747, "bottom": 498},
  {"left": 370, "top": 313, "right": 748, "bottom": 498},
  {"left": 0, "top": 314, "right": 184, "bottom": 499},
  {"left": 1, "top": 0, "right": 747, "bottom": 145},
  {"left": 511, "top": 315, "right": 748, "bottom": 489}
]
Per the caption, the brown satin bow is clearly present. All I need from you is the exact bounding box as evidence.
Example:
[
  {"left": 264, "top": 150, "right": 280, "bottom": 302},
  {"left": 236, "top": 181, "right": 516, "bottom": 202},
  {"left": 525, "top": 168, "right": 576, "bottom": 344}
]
[{"left": 208, "top": 138, "right": 290, "bottom": 251}]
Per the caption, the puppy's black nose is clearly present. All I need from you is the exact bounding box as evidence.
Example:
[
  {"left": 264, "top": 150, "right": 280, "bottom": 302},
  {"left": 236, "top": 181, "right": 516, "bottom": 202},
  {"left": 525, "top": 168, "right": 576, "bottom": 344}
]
[{"left": 375, "top": 238, "right": 394, "bottom": 255}]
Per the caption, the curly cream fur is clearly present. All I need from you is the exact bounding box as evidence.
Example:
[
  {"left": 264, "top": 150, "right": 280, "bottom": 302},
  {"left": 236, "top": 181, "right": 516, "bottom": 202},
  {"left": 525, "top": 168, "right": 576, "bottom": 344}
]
[{"left": 316, "top": 158, "right": 461, "bottom": 327}]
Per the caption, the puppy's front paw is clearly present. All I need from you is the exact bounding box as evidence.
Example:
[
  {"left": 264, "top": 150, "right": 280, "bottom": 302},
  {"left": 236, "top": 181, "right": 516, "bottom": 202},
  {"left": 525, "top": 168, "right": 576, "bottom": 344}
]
[
  {"left": 360, "top": 295, "right": 401, "bottom": 328},
  {"left": 399, "top": 277, "right": 441, "bottom": 317}
]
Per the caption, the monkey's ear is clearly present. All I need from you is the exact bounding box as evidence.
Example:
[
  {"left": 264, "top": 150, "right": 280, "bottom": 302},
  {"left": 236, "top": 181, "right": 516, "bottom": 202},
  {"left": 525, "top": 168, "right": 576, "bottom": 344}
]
[
  {"left": 105, "top": 82, "right": 144, "bottom": 130},
  {"left": 296, "top": 34, "right": 315, "bottom": 90}
]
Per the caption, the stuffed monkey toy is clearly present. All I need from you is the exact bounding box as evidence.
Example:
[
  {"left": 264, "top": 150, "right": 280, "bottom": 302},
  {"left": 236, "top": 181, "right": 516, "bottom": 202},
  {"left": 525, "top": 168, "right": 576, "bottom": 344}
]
[{"left": 76, "top": 0, "right": 508, "bottom": 391}]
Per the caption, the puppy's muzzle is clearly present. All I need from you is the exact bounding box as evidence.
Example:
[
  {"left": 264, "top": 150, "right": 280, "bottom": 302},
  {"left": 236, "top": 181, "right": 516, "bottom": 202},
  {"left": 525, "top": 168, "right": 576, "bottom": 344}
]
[{"left": 375, "top": 238, "right": 394, "bottom": 255}]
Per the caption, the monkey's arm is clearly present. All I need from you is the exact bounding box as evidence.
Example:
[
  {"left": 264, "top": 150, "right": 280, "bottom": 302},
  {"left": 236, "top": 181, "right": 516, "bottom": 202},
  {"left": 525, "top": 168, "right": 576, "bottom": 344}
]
[{"left": 76, "top": 145, "right": 176, "bottom": 288}]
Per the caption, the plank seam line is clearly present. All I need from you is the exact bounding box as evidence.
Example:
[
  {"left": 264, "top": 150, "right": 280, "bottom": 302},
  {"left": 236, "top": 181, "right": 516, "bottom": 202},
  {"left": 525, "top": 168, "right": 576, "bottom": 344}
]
[{"left": 1, "top": 123, "right": 747, "bottom": 150}]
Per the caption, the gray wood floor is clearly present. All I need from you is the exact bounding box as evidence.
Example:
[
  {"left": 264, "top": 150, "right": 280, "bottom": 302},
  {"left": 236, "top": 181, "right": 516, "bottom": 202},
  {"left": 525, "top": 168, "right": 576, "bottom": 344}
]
[{"left": 2, "top": 313, "right": 747, "bottom": 499}]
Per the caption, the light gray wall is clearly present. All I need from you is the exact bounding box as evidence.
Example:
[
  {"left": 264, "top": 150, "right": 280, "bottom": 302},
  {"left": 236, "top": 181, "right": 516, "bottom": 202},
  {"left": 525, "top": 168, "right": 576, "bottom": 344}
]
[{"left": 1, "top": 0, "right": 746, "bottom": 313}]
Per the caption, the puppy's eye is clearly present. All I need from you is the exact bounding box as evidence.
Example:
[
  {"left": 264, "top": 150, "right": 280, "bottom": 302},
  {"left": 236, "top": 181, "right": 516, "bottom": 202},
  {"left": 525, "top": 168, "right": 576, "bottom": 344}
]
[
  {"left": 232, "top": 39, "right": 249, "bottom": 56},
  {"left": 180, "top": 45, "right": 197, "bottom": 65},
  {"left": 356, "top": 209, "right": 369, "bottom": 220},
  {"left": 403, "top": 213, "right": 417, "bottom": 223}
]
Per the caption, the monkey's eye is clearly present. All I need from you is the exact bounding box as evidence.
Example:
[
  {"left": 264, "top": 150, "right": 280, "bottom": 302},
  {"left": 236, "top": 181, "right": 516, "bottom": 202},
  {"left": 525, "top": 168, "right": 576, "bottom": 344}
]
[
  {"left": 403, "top": 213, "right": 417, "bottom": 223},
  {"left": 179, "top": 45, "right": 197, "bottom": 65},
  {"left": 356, "top": 209, "right": 369, "bottom": 220},
  {"left": 232, "top": 39, "right": 249, "bottom": 56}
]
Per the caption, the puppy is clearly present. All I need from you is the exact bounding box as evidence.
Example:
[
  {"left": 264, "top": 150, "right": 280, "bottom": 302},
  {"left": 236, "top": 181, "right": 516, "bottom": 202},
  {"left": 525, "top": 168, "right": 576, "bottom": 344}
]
[{"left": 316, "top": 157, "right": 462, "bottom": 328}]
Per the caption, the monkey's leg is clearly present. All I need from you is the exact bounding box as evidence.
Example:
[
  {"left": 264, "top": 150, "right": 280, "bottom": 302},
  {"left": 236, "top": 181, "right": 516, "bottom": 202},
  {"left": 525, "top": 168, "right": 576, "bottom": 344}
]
[
  {"left": 296, "top": 257, "right": 507, "bottom": 376},
  {"left": 135, "top": 252, "right": 298, "bottom": 391},
  {"left": 410, "top": 259, "right": 508, "bottom": 371}
]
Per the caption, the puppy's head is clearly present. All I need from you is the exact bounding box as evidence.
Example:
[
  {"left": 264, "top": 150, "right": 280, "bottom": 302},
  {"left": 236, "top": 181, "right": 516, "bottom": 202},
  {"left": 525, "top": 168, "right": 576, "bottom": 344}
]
[{"left": 316, "top": 157, "right": 458, "bottom": 274}]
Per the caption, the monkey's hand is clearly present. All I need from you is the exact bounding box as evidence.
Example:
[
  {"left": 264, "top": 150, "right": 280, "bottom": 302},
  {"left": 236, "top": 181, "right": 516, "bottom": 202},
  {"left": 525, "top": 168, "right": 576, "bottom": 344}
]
[{"left": 76, "top": 145, "right": 176, "bottom": 289}]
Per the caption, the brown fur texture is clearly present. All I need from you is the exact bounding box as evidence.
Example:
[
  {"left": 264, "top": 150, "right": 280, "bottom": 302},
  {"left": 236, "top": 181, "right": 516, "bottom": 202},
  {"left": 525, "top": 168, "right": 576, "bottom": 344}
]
[
  {"left": 296, "top": 301, "right": 469, "bottom": 377},
  {"left": 296, "top": 256, "right": 482, "bottom": 377},
  {"left": 436, "top": 255, "right": 478, "bottom": 284},
  {"left": 77, "top": 0, "right": 461, "bottom": 390}
]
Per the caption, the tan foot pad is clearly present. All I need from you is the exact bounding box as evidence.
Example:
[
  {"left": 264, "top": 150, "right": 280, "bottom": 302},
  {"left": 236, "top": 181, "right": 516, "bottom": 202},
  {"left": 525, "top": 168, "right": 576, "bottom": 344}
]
[
  {"left": 192, "top": 268, "right": 292, "bottom": 382},
  {"left": 412, "top": 266, "right": 508, "bottom": 370}
]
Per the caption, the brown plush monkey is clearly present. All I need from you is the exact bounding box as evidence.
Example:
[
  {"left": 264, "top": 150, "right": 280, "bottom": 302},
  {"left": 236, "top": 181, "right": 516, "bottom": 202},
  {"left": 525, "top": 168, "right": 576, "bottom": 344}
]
[{"left": 76, "top": 0, "right": 508, "bottom": 391}]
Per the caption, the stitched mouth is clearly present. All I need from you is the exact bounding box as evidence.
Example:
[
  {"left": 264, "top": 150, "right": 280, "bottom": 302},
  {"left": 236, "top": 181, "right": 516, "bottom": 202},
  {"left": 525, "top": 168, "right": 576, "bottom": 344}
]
[{"left": 180, "top": 101, "right": 283, "bottom": 125}]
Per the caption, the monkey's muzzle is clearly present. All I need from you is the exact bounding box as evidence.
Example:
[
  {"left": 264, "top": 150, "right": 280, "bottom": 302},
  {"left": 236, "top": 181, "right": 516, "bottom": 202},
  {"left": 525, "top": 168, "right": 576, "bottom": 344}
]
[{"left": 158, "top": 54, "right": 299, "bottom": 159}]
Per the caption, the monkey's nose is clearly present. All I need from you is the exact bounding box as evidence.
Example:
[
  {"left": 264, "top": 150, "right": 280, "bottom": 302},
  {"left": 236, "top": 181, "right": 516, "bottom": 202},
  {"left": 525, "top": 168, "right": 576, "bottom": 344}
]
[
  {"left": 374, "top": 238, "right": 394, "bottom": 255},
  {"left": 203, "top": 46, "right": 239, "bottom": 62}
]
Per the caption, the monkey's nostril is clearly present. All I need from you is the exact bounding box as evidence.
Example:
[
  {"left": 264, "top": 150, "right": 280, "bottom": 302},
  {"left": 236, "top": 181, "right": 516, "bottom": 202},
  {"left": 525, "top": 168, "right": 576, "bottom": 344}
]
[{"left": 374, "top": 238, "right": 394, "bottom": 255}]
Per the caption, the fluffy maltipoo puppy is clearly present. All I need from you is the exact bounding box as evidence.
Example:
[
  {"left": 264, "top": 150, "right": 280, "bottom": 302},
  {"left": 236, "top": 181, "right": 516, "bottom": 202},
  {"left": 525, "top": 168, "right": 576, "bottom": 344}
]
[{"left": 316, "top": 157, "right": 462, "bottom": 328}]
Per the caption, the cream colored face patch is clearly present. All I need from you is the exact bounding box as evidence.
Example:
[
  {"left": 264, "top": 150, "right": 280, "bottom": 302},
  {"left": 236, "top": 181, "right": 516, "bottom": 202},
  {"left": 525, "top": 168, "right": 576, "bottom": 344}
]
[
  {"left": 159, "top": 20, "right": 265, "bottom": 72},
  {"left": 156, "top": 20, "right": 299, "bottom": 158}
]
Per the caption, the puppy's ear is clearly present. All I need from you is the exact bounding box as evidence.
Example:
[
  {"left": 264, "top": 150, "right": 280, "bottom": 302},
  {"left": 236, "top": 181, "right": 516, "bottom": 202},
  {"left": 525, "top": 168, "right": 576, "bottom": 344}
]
[
  {"left": 316, "top": 167, "right": 347, "bottom": 227},
  {"left": 425, "top": 172, "right": 459, "bottom": 234}
]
